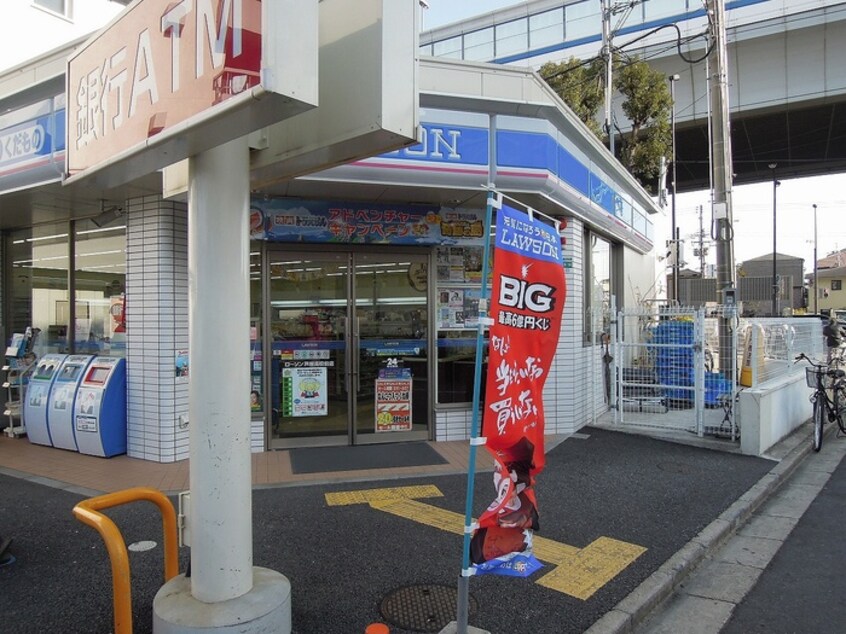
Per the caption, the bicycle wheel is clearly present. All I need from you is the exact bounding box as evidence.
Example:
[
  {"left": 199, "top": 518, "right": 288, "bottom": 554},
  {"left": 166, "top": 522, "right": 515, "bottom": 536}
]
[
  {"left": 813, "top": 396, "right": 824, "bottom": 452},
  {"left": 835, "top": 386, "right": 846, "bottom": 434}
]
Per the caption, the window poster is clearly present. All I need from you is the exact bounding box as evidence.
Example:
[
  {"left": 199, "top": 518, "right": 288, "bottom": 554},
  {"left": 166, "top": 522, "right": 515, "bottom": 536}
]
[
  {"left": 281, "top": 367, "right": 327, "bottom": 417},
  {"left": 438, "top": 289, "right": 466, "bottom": 328},
  {"left": 375, "top": 378, "right": 413, "bottom": 432}
]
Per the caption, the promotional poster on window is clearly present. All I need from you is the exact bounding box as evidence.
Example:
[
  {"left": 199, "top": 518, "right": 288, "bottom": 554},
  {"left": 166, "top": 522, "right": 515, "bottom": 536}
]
[
  {"left": 281, "top": 367, "right": 327, "bottom": 417},
  {"left": 470, "top": 203, "right": 566, "bottom": 577}
]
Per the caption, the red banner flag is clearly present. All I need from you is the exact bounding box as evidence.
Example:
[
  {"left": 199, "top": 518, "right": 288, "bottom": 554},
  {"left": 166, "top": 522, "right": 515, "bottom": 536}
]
[{"left": 471, "top": 203, "right": 566, "bottom": 576}]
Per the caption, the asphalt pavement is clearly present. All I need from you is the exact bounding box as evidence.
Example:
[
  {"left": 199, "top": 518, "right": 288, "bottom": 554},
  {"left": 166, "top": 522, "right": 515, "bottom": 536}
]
[
  {"left": 633, "top": 426, "right": 846, "bottom": 634},
  {"left": 0, "top": 425, "right": 819, "bottom": 634}
]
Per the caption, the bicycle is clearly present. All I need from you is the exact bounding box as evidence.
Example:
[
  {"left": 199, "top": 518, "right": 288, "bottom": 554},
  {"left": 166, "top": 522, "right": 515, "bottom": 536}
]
[{"left": 795, "top": 353, "right": 846, "bottom": 452}]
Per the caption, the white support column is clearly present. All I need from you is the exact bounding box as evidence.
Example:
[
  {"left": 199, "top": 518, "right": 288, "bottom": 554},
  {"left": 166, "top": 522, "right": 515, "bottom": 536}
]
[
  {"left": 187, "top": 136, "right": 253, "bottom": 601},
  {"left": 154, "top": 136, "right": 290, "bottom": 633}
]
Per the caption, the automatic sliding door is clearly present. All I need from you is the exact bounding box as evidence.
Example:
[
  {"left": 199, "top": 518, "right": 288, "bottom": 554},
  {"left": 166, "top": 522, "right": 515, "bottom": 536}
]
[
  {"left": 353, "top": 252, "right": 429, "bottom": 444},
  {"left": 268, "top": 252, "right": 350, "bottom": 446}
]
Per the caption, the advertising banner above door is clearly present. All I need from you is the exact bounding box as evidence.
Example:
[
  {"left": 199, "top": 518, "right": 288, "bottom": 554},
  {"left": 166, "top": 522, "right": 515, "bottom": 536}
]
[{"left": 250, "top": 197, "right": 486, "bottom": 246}]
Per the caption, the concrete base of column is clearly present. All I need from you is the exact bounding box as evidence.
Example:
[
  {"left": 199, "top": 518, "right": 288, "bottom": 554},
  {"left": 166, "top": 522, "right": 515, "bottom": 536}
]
[
  {"left": 153, "top": 567, "right": 291, "bottom": 634},
  {"left": 439, "top": 622, "right": 490, "bottom": 634}
]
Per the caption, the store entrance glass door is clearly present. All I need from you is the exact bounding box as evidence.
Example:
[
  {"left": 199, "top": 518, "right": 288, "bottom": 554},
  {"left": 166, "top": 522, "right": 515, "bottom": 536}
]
[
  {"left": 352, "top": 252, "right": 429, "bottom": 444},
  {"left": 268, "top": 249, "right": 429, "bottom": 447}
]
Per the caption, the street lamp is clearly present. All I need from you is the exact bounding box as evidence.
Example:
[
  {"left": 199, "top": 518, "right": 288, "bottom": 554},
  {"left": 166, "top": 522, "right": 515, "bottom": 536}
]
[
  {"left": 669, "top": 73, "right": 680, "bottom": 304},
  {"left": 769, "top": 163, "right": 781, "bottom": 316}
]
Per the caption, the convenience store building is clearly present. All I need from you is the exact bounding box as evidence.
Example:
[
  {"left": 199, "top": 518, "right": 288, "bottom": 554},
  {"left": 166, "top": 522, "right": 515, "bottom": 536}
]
[{"left": 0, "top": 43, "right": 659, "bottom": 462}]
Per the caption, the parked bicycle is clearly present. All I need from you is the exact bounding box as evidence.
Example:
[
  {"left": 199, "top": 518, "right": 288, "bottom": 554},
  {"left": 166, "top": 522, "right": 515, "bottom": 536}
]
[{"left": 795, "top": 353, "right": 846, "bottom": 452}]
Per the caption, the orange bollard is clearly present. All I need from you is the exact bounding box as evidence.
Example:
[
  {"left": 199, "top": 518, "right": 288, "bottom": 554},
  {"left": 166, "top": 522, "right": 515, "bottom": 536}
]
[{"left": 365, "top": 624, "right": 390, "bottom": 634}]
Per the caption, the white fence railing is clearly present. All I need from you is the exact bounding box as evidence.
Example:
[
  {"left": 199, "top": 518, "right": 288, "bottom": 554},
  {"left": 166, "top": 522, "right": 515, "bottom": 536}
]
[{"left": 606, "top": 307, "right": 825, "bottom": 441}]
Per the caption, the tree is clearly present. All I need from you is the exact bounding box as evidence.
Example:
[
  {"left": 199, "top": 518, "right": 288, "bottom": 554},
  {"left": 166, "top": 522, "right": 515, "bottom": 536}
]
[
  {"left": 615, "top": 57, "right": 672, "bottom": 192},
  {"left": 539, "top": 58, "right": 605, "bottom": 138},
  {"left": 539, "top": 55, "right": 672, "bottom": 193}
]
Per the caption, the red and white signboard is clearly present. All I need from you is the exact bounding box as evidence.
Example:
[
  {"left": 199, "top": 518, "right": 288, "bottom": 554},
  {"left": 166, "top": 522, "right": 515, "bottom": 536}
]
[
  {"left": 375, "top": 378, "right": 413, "bottom": 432},
  {"left": 66, "top": 0, "right": 318, "bottom": 187}
]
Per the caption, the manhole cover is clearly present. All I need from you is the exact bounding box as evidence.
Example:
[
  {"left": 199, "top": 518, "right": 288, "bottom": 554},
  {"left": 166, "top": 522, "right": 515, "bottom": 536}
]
[{"left": 380, "top": 584, "right": 477, "bottom": 632}]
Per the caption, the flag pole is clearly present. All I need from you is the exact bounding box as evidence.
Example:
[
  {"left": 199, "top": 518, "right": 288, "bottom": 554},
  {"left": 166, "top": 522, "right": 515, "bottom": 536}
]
[{"left": 456, "top": 188, "right": 499, "bottom": 634}]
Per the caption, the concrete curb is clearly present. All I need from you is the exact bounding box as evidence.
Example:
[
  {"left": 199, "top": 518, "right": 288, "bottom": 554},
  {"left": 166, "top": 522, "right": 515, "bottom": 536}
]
[{"left": 584, "top": 424, "right": 818, "bottom": 634}]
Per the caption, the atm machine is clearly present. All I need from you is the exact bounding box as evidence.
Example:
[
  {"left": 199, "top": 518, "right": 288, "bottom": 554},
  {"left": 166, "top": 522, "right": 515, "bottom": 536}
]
[
  {"left": 23, "top": 354, "right": 67, "bottom": 446},
  {"left": 46, "top": 355, "right": 95, "bottom": 451},
  {"left": 74, "top": 357, "right": 127, "bottom": 458}
]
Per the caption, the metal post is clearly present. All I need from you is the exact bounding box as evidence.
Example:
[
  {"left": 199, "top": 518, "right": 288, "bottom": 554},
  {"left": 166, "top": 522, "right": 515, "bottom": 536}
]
[
  {"left": 707, "top": 0, "right": 735, "bottom": 374},
  {"left": 769, "top": 163, "right": 780, "bottom": 316},
  {"left": 456, "top": 190, "right": 496, "bottom": 634},
  {"left": 601, "top": 0, "right": 614, "bottom": 155},
  {"left": 669, "top": 74, "right": 680, "bottom": 304},
  {"left": 813, "top": 203, "right": 818, "bottom": 315}
]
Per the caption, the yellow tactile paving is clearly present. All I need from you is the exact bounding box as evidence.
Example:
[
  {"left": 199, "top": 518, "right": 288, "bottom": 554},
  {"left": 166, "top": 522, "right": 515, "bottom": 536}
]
[
  {"left": 327, "top": 484, "right": 647, "bottom": 600},
  {"left": 325, "top": 484, "right": 443, "bottom": 506}
]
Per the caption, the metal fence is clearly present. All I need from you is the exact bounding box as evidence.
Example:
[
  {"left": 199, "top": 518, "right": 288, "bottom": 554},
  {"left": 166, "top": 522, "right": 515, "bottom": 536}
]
[
  {"left": 736, "top": 317, "right": 825, "bottom": 387},
  {"left": 604, "top": 306, "right": 826, "bottom": 442}
]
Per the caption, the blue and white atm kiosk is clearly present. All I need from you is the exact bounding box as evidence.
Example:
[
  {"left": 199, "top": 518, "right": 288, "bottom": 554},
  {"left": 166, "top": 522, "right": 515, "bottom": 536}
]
[
  {"left": 24, "top": 354, "right": 67, "bottom": 446},
  {"left": 74, "top": 357, "right": 127, "bottom": 458},
  {"left": 47, "top": 355, "right": 95, "bottom": 451}
]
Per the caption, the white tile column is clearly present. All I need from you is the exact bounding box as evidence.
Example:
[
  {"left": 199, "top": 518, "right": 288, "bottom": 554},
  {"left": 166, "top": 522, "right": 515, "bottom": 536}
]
[{"left": 125, "top": 195, "right": 189, "bottom": 463}]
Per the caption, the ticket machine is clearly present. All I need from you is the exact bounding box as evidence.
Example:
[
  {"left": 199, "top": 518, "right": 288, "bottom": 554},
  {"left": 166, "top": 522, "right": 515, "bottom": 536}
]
[
  {"left": 23, "top": 354, "right": 67, "bottom": 446},
  {"left": 74, "top": 357, "right": 127, "bottom": 458},
  {"left": 46, "top": 355, "right": 95, "bottom": 451}
]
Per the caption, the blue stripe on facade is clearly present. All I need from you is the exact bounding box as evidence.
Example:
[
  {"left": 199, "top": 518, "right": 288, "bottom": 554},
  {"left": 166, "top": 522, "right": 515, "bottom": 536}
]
[
  {"left": 558, "top": 145, "right": 590, "bottom": 197},
  {"left": 496, "top": 130, "right": 556, "bottom": 170}
]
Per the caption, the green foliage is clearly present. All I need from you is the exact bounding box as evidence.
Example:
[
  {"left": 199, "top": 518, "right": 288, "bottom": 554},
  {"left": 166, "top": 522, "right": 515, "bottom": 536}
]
[
  {"left": 539, "top": 55, "right": 672, "bottom": 193},
  {"left": 615, "top": 57, "right": 672, "bottom": 191},
  {"left": 539, "top": 58, "right": 605, "bottom": 138}
]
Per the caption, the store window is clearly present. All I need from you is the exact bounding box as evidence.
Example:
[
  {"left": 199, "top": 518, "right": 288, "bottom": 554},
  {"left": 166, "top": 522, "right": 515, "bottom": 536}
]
[
  {"left": 249, "top": 247, "right": 263, "bottom": 418},
  {"left": 73, "top": 219, "right": 127, "bottom": 357},
  {"left": 435, "top": 246, "right": 488, "bottom": 404},
  {"left": 7, "top": 222, "right": 70, "bottom": 354},
  {"left": 585, "top": 232, "right": 613, "bottom": 341},
  {"left": 5, "top": 219, "right": 127, "bottom": 357}
]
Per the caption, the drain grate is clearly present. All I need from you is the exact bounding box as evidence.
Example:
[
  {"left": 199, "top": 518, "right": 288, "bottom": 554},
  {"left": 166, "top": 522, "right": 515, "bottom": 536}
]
[{"left": 380, "top": 584, "right": 477, "bottom": 632}]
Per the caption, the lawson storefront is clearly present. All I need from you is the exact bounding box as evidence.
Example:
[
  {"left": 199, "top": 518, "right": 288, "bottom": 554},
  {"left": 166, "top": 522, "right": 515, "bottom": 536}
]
[{"left": 0, "top": 53, "right": 659, "bottom": 461}]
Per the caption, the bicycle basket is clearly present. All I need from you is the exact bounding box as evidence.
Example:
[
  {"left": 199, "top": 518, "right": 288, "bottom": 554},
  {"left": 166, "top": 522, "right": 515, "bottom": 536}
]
[{"left": 805, "top": 366, "right": 835, "bottom": 389}]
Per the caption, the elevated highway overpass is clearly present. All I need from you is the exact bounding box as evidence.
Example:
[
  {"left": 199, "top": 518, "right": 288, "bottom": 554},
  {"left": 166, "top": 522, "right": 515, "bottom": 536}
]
[{"left": 421, "top": 0, "right": 846, "bottom": 191}]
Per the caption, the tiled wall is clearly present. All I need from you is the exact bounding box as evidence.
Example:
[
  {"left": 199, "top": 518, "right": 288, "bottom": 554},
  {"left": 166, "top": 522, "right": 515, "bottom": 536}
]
[{"left": 125, "top": 196, "right": 189, "bottom": 462}]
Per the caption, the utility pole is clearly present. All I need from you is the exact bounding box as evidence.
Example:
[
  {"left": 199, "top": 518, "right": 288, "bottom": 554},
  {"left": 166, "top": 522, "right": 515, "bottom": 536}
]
[
  {"left": 601, "top": 0, "right": 615, "bottom": 155},
  {"left": 600, "top": 0, "right": 638, "bottom": 156},
  {"left": 769, "top": 163, "right": 780, "bottom": 316},
  {"left": 689, "top": 205, "right": 710, "bottom": 277},
  {"left": 813, "top": 203, "right": 818, "bottom": 314},
  {"left": 707, "top": 0, "right": 735, "bottom": 374},
  {"left": 669, "top": 73, "right": 680, "bottom": 303}
]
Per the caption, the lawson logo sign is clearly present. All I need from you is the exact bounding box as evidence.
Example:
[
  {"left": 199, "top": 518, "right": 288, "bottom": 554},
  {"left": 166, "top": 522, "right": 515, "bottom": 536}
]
[{"left": 380, "top": 123, "right": 489, "bottom": 166}]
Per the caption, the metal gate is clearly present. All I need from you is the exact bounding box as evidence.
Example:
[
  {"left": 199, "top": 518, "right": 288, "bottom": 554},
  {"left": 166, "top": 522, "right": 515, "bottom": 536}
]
[{"left": 610, "top": 305, "right": 740, "bottom": 439}]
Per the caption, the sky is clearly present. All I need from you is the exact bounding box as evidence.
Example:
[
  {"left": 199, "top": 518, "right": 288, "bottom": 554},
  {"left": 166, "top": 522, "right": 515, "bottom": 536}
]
[
  {"left": 421, "top": 0, "right": 524, "bottom": 30},
  {"left": 421, "top": 0, "right": 846, "bottom": 276}
]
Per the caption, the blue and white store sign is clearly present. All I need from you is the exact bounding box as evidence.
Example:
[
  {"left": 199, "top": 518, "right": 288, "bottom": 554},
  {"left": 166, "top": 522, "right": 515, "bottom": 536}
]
[
  {"left": 0, "top": 96, "right": 65, "bottom": 192},
  {"left": 312, "top": 108, "right": 655, "bottom": 252}
]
